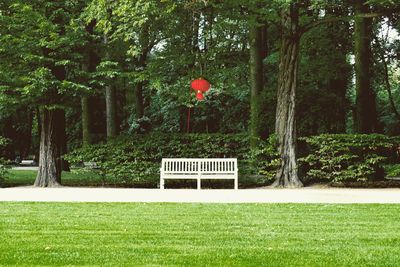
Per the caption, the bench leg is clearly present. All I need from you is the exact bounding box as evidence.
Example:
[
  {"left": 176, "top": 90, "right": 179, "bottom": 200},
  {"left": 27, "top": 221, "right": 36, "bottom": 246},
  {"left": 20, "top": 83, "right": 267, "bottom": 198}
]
[
  {"left": 234, "top": 178, "right": 238, "bottom": 190},
  {"left": 197, "top": 178, "right": 201, "bottom": 190},
  {"left": 160, "top": 178, "right": 165, "bottom": 189}
]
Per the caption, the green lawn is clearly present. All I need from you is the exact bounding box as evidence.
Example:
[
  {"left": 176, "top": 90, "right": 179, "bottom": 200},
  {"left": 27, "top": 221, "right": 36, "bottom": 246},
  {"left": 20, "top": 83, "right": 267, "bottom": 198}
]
[
  {"left": 3, "top": 170, "right": 267, "bottom": 188},
  {"left": 3, "top": 170, "right": 103, "bottom": 187},
  {"left": 1, "top": 203, "right": 400, "bottom": 266}
]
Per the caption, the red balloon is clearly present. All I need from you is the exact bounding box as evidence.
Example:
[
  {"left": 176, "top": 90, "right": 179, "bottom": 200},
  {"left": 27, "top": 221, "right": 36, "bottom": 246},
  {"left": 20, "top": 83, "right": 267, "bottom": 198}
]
[
  {"left": 191, "top": 78, "right": 210, "bottom": 92},
  {"left": 196, "top": 91, "right": 204, "bottom": 101}
]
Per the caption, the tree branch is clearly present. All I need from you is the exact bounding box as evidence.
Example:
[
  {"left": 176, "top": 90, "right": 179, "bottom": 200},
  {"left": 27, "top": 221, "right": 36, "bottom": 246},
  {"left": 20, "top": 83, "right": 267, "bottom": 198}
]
[{"left": 374, "top": 35, "right": 400, "bottom": 121}]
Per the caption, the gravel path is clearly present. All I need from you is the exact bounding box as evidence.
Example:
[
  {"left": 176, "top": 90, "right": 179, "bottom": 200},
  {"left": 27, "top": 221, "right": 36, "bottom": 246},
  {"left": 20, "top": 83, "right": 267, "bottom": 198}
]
[{"left": 1, "top": 187, "right": 400, "bottom": 203}]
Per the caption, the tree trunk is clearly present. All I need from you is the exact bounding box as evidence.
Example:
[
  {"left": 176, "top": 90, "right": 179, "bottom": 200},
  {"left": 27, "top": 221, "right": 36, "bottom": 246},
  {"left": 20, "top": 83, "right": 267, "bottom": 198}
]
[
  {"left": 81, "top": 96, "right": 91, "bottom": 146},
  {"left": 374, "top": 36, "right": 400, "bottom": 121},
  {"left": 273, "top": 4, "right": 303, "bottom": 188},
  {"left": 103, "top": 33, "right": 117, "bottom": 139},
  {"left": 34, "top": 108, "right": 61, "bottom": 187},
  {"left": 326, "top": 8, "right": 350, "bottom": 133},
  {"left": 105, "top": 85, "right": 117, "bottom": 138},
  {"left": 81, "top": 20, "right": 97, "bottom": 146},
  {"left": 134, "top": 82, "right": 145, "bottom": 119},
  {"left": 354, "top": 0, "right": 378, "bottom": 133},
  {"left": 249, "top": 19, "right": 265, "bottom": 148}
]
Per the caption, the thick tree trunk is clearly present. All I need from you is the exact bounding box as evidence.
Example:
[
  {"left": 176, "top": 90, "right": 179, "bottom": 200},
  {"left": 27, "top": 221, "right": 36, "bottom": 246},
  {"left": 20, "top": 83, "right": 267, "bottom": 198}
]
[
  {"left": 354, "top": 0, "right": 378, "bottom": 133},
  {"left": 105, "top": 85, "right": 117, "bottom": 138},
  {"left": 81, "top": 96, "right": 91, "bottom": 146},
  {"left": 273, "top": 4, "right": 303, "bottom": 188},
  {"left": 249, "top": 19, "right": 265, "bottom": 148},
  {"left": 34, "top": 108, "right": 61, "bottom": 187}
]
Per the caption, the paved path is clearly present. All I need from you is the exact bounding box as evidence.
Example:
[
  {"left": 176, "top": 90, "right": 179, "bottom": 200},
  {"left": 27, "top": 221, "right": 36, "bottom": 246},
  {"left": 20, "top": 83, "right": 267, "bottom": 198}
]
[{"left": 1, "top": 187, "right": 400, "bottom": 203}]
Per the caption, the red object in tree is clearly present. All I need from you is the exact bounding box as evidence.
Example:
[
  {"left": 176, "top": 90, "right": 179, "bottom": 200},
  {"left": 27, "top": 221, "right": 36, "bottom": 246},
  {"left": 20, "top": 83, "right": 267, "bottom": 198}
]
[
  {"left": 196, "top": 91, "right": 204, "bottom": 100},
  {"left": 191, "top": 77, "right": 210, "bottom": 101}
]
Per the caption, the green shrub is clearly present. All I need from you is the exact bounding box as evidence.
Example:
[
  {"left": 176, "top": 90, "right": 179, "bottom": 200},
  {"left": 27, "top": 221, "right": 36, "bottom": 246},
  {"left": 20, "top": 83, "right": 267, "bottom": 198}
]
[
  {"left": 299, "top": 134, "right": 399, "bottom": 183},
  {"left": 0, "top": 137, "right": 10, "bottom": 186},
  {"left": 385, "top": 164, "right": 400, "bottom": 177},
  {"left": 65, "top": 133, "right": 279, "bottom": 187}
]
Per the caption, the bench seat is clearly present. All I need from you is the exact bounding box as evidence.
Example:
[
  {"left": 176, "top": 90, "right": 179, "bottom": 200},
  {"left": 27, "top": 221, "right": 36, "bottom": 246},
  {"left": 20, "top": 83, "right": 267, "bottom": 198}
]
[{"left": 160, "top": 158, "right": 238, "bottom": 189}]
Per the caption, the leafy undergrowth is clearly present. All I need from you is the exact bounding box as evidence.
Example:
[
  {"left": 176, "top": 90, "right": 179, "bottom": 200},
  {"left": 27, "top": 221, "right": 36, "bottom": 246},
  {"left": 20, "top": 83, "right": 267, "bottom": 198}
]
[{"left": 1, "top": 203, "right": 400, "bottom": 266}]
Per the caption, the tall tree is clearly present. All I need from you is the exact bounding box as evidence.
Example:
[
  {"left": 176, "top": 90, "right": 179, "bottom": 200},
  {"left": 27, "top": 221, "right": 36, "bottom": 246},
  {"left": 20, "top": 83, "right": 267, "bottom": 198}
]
[
  {"left": 81, "top": 96, "right": 91, "bottom": 146},
  {"left": 81, "top": 19, "right": 99, "bottom": 146},
  {"left": 0, "top": 1, "right": 90, "bottom": 186},
  {"left": 272, "top": 3, "right": 303, "bottom": 187},
  {"left": 84, "top": 0, "right": 174, "bottom": 132},
  {"left": 249, "top": 16, "right": 268, "bottom": 148},
  {"left": 354, "top": 0, "right": 378, "bottom": 133},
  {"left": 103, "top": 10, "right": 117, "bottom": 139}
]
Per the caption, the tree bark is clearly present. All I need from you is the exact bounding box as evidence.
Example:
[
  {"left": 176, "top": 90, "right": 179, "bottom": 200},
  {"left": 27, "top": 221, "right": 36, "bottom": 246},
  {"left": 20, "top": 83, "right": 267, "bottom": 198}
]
[
  {"left": 354, "top": 0, "right": 378, "bottom": 133},
  {"left": 374, "top": 36, "right": 400, "bottom": 121},
  {"left": 132, "top": 24, "right": 151, "bottom": 123},
  {"left": 273, "top": 4, "right": 303, "bottom": 188},
  {"left": 103, "top": 34, "right": 117, "bottom": 139},
  {"left": 81, "top": 19, "right": 97, "bottom": 146},
  {"left": 34, "top": 108, "right": 61, "bottom": 187},
  {"left": 326, "top": 8, "right": 351, "bottom": 133},
  {"left": 105, "top": 85, "right": 117, "bottom": 138},
  {"left": 81, "top": 96, "right": 91, "bottom": 146},
  {"left": 249, "top": 18, "right": 265, "bottom": 148},
  {"left": 134, "top": 81, "right": 145, "bottom": 119}
]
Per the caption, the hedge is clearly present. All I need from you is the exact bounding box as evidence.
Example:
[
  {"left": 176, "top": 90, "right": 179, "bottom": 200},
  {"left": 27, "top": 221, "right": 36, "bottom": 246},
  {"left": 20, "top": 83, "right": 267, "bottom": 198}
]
[
  {"left": 299, "top": 134, "right": 399, "bottom": 183},
  {"left": 65, "top": 133, "right": 278, "bottom": 187},
  {"left": 65, "top": 133, "right": 400, "bottom": 187}
]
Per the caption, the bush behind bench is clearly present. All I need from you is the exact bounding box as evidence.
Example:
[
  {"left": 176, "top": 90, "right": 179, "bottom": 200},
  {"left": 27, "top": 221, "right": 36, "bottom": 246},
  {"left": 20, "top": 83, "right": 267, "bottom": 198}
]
[{"left": 65, "top": 133, "right": 400, "bottom": 187}]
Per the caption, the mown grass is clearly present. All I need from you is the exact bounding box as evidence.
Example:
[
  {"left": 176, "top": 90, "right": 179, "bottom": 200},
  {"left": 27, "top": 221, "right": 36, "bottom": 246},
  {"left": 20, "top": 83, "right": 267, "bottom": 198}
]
[
  {"left": 3, "top": 170, "right": 267, "bottom": 188},
  {"left": 1, "top": 203, "right": 400, "bottom": 266},
  {"left": 3, "top": 170, "right": 103, "bottom": 187}
]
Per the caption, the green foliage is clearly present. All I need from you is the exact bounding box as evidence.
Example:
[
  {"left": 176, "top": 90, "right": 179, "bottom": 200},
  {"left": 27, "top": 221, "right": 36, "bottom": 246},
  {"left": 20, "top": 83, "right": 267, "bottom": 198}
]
[
  {"left": 0, "top": 136, "right": 10, "bottom": 186},
  {"left": 385, "top": 164, "right": 400, "bottom": 177},
  {"left": 0, "top": 136, "right": 8, "bottom": 147},
  {"left": 65, "top": 133, "right": 279, "bottom": 186},
  {"left": 300, "top": 134, "right": 399, "bottom": 183},
  {"left": 247, "top": 135, "right": 280, "bottom": 180},
  {"left": 0, "top": 0, "right": 93, "bottom": 111},
  {"left": 0, "top": 158, "right": 8, "bottom": 187}
]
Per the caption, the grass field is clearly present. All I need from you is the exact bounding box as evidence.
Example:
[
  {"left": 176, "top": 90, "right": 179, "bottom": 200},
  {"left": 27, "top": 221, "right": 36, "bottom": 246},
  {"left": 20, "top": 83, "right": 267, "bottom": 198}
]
[
  {"left": 3, "top": 170, "right": 265, "bottom": 188},
  {"left": 3, "top": 170, "right": 103, "bottom": 187},
  {"left": 1, "top": 203, "right": 400, "bottom": 266}
]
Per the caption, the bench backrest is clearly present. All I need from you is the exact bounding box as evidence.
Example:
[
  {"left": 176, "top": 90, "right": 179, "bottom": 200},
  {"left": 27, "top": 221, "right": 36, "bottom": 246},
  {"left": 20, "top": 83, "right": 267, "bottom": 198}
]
[{"left": 162, "top": 158, "right": 237, "bottom": 173}]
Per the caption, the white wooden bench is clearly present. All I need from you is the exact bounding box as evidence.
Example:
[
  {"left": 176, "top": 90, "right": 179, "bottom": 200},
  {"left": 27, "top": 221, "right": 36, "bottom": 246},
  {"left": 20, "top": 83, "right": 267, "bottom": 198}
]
[{"left": 160, "top": 158, "right": 238, "bottom": 190}]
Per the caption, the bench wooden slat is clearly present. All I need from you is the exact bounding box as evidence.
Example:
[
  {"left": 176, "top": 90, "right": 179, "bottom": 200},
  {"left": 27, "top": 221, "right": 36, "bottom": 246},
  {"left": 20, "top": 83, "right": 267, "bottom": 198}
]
[{"left": 160, "top": 158, "right": 238, "bottom": 190}]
